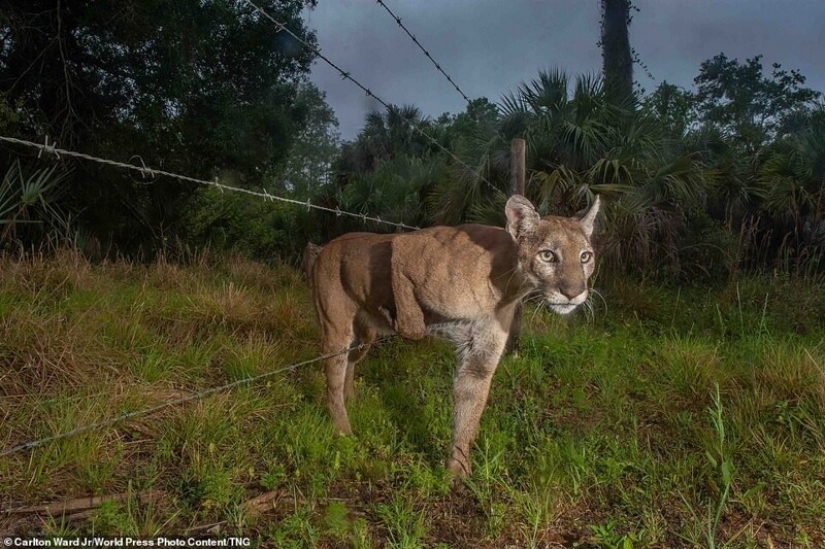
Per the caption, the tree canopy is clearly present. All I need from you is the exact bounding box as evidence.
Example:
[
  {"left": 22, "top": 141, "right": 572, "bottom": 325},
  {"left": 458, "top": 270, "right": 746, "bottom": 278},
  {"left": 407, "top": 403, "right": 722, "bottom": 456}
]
[
  {"left": 1, "top": 1, "right": 823, "bottom": 280},
  {"left": 1, "top": 0, "right": 319, "bottom": 253},
  {"left": 693, "top": 54, "right": 822, "bottom": 152}
]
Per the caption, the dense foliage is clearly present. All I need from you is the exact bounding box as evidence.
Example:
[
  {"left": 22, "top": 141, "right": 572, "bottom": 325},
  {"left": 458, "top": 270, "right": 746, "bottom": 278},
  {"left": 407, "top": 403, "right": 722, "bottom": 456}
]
[
  {"left": 1, "top": 0, "right": 319, "bottom": 255},
  {"left": 334, "top": 56, "right": 825, "bottom": 281},
  {"left": 312, "top": 55, "right": 822, "bottom": 281},
  {"left": 0, "top": 1, "right": 823, "bottom": 281}
]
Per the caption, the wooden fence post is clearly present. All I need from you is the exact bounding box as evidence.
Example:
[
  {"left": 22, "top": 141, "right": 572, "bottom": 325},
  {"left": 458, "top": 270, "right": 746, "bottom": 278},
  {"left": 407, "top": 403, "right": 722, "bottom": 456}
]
[{"left": 506, "top": 138, "right": 526, "bottom": 357}]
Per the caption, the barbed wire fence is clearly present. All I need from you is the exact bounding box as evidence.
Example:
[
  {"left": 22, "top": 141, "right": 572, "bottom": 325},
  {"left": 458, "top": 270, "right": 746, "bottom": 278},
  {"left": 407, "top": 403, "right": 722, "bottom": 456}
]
[
  {"left": 374, "top": 0, "right": 472, "bottom": 105},
  {"left": 0, "top": 339, "right": 393, "bottom": 458},
  {"left": 242, "top": 0, "right": 502, "bottom": 196},
  {"left": 0, "top": 1, "right": 509, "bottom": 458},
  {"left": 371, "top": 0, "right": 516, "bottom": 198},
  {"left": 0, "top": 136, "right": 419, "bottom": 232},
  {"left": 0, "top": 133, "right": 407, "bottom": 459}
]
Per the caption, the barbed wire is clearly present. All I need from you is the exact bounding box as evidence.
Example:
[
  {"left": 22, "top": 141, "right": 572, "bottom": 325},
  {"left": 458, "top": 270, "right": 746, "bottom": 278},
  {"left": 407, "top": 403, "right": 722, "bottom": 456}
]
[
  {"left": 0, "top": 135, "right": 420, "bottom": 231},
  {"left": 374, "top": 0, "right": 471, "bottom": 105},
  {"left": 241, "top": 0, "right": 502, "bottom": 196},
  {"left": 0, "top": 2, "right": 505, "bottom": 460},
  {"left": 371, "top": 1, "right": 515, "bottom": 195},
  {"left": 0, "top": 339, "right": 393, "bottom": 457}
]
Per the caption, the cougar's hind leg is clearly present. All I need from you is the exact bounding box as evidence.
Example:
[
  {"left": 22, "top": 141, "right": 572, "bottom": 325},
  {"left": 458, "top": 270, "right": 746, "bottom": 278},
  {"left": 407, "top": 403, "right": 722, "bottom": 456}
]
[{"left": 320, "top": 318, "right": 357, "bottom": 436}]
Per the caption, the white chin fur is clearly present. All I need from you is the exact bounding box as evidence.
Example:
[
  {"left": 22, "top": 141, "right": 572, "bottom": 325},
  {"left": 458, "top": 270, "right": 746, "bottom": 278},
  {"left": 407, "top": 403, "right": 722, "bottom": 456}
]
[{"left": 549, "top": 303, "right": 578, "bottom": 315}]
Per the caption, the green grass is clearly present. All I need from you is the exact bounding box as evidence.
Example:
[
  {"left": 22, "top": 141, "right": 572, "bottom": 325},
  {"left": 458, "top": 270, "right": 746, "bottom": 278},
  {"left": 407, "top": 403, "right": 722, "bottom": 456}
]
[{"left": 1, "top": 250, "right": 824, "bottom": 547}]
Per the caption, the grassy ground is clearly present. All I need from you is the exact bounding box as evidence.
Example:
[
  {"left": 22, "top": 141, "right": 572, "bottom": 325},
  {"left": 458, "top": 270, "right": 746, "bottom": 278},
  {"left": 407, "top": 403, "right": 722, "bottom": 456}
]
[{"left": 1, "top": 250, "right": 824, "bottom": 547}]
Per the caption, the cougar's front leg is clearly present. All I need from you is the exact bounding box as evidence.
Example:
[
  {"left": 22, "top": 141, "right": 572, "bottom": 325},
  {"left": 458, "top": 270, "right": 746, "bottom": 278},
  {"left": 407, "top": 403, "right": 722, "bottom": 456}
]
[
  {"left": 446, "top": 325, "right": 508, "bottom": 477},
  {"left": 391, "top": 272, "right": 426, "bottom": 340}
]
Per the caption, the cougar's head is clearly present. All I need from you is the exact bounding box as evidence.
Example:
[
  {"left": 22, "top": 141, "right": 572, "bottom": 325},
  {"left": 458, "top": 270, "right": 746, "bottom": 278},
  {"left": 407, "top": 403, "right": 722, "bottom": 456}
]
[{"left": 505, "top": 195, "right": 601, "bottom": 315}]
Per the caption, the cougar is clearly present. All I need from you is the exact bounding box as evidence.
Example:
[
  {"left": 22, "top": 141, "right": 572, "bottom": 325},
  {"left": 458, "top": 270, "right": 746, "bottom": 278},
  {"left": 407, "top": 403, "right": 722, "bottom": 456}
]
[{"left": 310, "top": 194, "right": 601, "bottom": 476}]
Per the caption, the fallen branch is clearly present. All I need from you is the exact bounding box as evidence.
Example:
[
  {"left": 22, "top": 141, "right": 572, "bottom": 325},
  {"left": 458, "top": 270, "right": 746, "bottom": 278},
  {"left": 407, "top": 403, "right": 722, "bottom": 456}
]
[{"left": 10, "top": 489, "right": 165, "bottom": 515}]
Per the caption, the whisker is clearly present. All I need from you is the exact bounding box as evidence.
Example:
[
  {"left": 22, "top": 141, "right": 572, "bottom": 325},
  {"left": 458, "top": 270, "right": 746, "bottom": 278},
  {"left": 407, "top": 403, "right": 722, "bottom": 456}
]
[
  {"left": 583, "top": 297, "right": 595, "bottom": 323},
  {"left": 589, "top": 287, "right": 608, "bottom": 315},
  {"left": 523, "top": 293, "right": 543, "bottom": 305},
  {"left": 503, "top": 265, "right": 521, "bottom": 292},
  {"left": 528, "top": 300, "right": 544, "bottom": 325}
]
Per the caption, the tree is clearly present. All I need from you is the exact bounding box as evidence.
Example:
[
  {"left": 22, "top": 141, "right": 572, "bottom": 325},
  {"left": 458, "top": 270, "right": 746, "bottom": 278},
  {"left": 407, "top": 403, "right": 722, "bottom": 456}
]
[
  {"left": 359, "top": 105, "right": 432, "bottom": 168},
  {"left": 325, "top": 105, "right": 447, "bottom": 238},
  {"left": 692, "top": 54, "right": 822, "bottom": 153},
  {"left": 600, "top": 0, "right": 634, "bottom": 104},
  {"left": 689, "top": 54, "right": 822, "bottom": 270},
  {"left": 759, "top": 104, "right": 825, "bottom": 255},
  {"left": 280, "top": 82, "right": 341, "bottom": 196},
  {"left": 333, "top": 104, "right": 433, "bottom": 188},
  {"left": 0, "top": 0, "right": 319, "bottom": 253},
  {"left": 437, "top": 98, "right": 500, "bottom": 149},
  {"left": 643, "top": 81, "right": 695, "bottom": 139}
]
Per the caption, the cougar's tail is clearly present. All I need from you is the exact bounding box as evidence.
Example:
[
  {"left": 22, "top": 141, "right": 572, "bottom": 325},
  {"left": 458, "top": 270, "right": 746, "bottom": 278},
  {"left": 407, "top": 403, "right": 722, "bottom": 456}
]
[{"left": 301, "top": 242, "right": 323, "bottom": 284}]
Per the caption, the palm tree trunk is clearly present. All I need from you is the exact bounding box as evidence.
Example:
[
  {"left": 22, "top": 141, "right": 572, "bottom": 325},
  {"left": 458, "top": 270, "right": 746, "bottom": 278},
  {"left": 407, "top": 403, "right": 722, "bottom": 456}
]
[{"left": 601, "top": 0, "right": 634, "bottom": 104}]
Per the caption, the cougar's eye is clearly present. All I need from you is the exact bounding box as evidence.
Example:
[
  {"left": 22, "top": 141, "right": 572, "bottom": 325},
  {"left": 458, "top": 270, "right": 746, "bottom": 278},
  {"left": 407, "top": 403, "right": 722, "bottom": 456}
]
[
  {"left": 581, "top": 251, "right": 593, "bottom": 263},
  {"left": 538, "top": 250, "right": 557, "bottom": 263}
]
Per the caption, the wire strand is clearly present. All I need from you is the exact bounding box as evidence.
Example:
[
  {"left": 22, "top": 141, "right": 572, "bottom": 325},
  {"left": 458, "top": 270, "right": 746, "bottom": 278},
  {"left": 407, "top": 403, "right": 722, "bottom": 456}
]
[
  {"left": 0, "top": 135, "right": 419, "bottom": 231},
  {"left": 241, "top": 0, "right": 501, "bottom": 195},
  {"left": 374, "top": 0, "right": 471, "bottom": 104},
  {"left": 0, "top": 339, "right": 391, "bottom": 457}
]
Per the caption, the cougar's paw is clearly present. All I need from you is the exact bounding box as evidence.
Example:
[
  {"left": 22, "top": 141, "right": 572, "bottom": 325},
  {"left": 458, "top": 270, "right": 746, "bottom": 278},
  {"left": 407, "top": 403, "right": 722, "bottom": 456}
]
[
  {"left": 332, "top": 420, "right": 354, "bottom": 437},
  {"left": 390, "top": 317, "right": 425, "bottom": 340},
  {"left": 397, "top": 327, "right": 426, "bottom": 340}
]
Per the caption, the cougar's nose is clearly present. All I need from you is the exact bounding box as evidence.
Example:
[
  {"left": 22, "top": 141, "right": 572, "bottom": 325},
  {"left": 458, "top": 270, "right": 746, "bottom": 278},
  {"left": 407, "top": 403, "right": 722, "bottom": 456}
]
[{"left": 559, "top": 284, "right": 585, "bottom": 301}]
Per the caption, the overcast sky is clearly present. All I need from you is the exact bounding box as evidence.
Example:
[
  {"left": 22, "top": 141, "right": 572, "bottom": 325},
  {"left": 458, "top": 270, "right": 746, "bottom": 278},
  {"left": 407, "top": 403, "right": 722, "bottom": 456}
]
[{"left": 302, "top": 0, "right": 825, "bottom": 140}]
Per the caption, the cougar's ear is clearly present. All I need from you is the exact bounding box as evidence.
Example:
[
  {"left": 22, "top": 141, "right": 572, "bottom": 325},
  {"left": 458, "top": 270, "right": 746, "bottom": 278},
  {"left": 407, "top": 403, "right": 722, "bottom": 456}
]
[
  {"left": 505, "top": 195, "right": 540, "bottom": 240},
  {"left": 575, "top": 195, "right": 601, "bottom": 239}
]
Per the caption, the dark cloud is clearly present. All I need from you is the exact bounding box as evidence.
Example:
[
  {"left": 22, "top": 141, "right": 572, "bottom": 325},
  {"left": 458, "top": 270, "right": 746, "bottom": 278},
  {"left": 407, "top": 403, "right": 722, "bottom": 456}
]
[{"left": 303, "top": 0, "right": 825, "bottom": 139}]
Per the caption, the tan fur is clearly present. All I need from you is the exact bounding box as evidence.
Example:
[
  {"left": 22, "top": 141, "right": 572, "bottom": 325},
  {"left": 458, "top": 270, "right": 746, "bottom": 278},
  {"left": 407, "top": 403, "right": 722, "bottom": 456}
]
[{"left": 311, "top": 195, "right": 601, "bottom": 476}]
